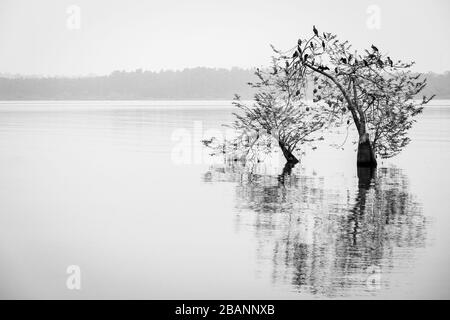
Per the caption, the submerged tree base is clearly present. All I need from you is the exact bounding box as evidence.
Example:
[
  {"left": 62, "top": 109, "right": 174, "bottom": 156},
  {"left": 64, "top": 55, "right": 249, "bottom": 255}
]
[
  {"left": 357, "top": 133, "right": 377, "bottom": 167},
  {"left": 357, "top": 166, "right": 376, "bottom": 189},
  {"left": 278, "top": 160, "right": 299, "bottom": 185},
  {"left": 283, "top": 161, "right": 297, "bottom": 174}
]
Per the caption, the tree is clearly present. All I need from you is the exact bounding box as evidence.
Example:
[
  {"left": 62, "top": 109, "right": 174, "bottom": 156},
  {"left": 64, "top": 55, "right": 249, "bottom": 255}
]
[
  {"left": 285, "top": 26, "right": 434, "bottom": 166},
  {"left": 204, "top": 58, "right": 327, "bottom": 166}
]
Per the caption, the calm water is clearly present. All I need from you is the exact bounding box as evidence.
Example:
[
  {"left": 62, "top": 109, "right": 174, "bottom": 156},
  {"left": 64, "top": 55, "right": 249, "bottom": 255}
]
[{"left": 0, "top": 100, "right": 449, "bottom": 299}]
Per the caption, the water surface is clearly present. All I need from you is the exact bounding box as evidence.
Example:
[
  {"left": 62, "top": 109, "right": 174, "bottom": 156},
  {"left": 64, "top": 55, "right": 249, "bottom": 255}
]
[{"left": 0, "top": 100, "right": 449, "bottom": 299}]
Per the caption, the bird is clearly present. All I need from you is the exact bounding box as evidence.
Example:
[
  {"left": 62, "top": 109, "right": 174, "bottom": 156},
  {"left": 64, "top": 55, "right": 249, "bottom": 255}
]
[
  {"left": 387, "top": 56, "right": 393, "bottom": 67},
  {"left": 335, "top": 67, "right": 339, "bottom": 74},
  {"left": 340, "top": 58, "right": 347, "bottom": 64},
  {"left": 298, "top": 39, "right": 302, "bottom": 46},
  {"left": 313, "top": 25, "right": 318, "bottom": 36},
  {"left": 371, "top": 44, "right": 379, "bottom": 52},
  {"left": 322, "top": 41, "right": 325, "bottom": 49}
]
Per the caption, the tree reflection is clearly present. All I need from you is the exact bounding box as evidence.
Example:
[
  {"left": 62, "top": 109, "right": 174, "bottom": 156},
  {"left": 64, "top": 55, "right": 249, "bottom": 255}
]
[{"left": 203, "top": 163, "right": 429, "bottom": 297}]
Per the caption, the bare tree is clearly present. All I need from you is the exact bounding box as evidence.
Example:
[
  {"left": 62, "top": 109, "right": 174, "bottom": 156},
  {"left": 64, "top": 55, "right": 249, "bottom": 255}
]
[{"left": 283, "top": 26, "right": 434, "bottom": 166}]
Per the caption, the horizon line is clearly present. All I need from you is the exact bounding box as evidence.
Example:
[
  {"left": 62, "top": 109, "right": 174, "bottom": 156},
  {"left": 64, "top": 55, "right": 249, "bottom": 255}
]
[{"left": 1, "top": 67, "right": 449, "bottom": 79}]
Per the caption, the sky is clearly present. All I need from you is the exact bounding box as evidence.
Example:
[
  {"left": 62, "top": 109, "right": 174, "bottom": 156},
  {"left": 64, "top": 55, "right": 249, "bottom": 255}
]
[{"left": 0, "top": 0, "right": 449, "bottom": 76}]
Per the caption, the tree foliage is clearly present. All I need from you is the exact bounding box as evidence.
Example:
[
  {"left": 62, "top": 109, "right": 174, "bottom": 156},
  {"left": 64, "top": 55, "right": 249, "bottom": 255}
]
[
  {"left": 282, "top": 26, "right": 434, "bottom": 159},
  {"left": 205, "top": 57, "right": 328, "bottom": 164}
]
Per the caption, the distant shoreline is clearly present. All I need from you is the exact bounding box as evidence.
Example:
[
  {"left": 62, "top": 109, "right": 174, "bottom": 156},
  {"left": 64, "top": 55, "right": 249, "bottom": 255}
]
[
  {"left": 1, "top": 67, "right": 448, "bottom": 101},
  {"left": 0, "top": 99, "right": 449, "bottom": 107}
]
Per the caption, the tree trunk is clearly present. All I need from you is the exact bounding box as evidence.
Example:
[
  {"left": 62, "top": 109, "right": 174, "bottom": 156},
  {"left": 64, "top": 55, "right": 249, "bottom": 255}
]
[
  {"left": 278, "top": 161, "right": 296, "bottom": 185},
  {"left": 278, "top": 141, "right": 299, "bottom": 164},
  {"left": 357, "top": 133, "right": 377, "bottom": 167}
]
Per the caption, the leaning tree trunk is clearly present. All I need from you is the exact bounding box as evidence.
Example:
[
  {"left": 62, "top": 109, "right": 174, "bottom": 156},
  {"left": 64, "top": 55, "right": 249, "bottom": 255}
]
[
  {"left": 357, "top": 133, "right": 377, "bottom": 167},
  {"left": 278, "top": 141, "right": 299, "bottom": 164}
]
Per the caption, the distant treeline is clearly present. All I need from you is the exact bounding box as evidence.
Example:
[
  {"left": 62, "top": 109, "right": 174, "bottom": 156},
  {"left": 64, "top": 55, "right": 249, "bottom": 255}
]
[{"left": 0, "top": 67, "right": 448, "bottom": 100}]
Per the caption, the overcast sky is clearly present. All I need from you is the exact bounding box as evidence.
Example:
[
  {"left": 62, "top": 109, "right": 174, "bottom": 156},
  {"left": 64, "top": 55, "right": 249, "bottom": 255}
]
[{"left": 0, "top": 0, "right": 449, "bottom": 76}]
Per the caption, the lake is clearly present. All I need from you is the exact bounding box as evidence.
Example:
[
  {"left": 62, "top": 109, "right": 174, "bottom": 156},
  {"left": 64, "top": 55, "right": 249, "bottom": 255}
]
[{"left": 0, "top": 100, "right": 449, "bottom": 299}]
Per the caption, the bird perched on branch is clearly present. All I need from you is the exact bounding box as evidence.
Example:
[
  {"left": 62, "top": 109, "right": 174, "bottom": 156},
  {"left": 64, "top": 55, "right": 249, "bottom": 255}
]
[
  {"left": 313, "top": 25, "right": 318, "bottom": 36},
  {"left": 387, "top": 56, "right": 393, "bottom": 67}
]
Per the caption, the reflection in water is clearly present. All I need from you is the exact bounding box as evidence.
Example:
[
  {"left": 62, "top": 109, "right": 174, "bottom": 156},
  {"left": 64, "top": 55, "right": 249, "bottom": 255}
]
[{"left": 204, "top": 163, "right": 429, "bottom": 297}]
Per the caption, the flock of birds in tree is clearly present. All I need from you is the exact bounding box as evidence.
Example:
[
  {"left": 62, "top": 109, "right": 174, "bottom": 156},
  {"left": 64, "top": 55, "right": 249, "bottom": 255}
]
[{"left": 295, "top": 26, "right": 395, "bottom": 74}]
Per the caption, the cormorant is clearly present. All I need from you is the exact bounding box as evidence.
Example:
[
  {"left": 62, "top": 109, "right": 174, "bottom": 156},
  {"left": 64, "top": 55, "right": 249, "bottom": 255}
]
[
  {"left": 313, "top": 25, "right": 318, "bottom": 36},
  {"left": 387, "top": 56, "right": 393, "bottom": 67},
  {"left": 371, "top": 44, "right": 379, "bottom": 52}
]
